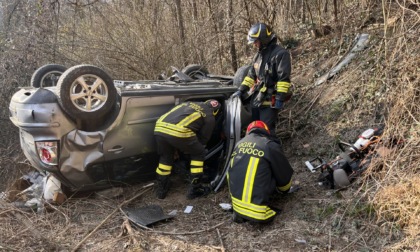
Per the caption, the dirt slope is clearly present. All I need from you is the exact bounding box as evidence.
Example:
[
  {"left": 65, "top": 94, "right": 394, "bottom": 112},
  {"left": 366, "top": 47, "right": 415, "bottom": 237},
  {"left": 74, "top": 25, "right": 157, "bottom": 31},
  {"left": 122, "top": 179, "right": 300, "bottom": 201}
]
[{"left": 0, "top": 37, "right": 390, "bottom": 252}]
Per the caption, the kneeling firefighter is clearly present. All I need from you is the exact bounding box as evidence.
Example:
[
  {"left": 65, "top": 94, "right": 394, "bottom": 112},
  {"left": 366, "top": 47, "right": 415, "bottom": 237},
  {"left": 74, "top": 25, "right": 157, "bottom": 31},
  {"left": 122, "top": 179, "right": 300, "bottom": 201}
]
[
  {"left": 154, "top": 99, "right": 221, "bottom": 199},
  {"left": 227, "top": 121, "right": 294, "bottom": 223}
]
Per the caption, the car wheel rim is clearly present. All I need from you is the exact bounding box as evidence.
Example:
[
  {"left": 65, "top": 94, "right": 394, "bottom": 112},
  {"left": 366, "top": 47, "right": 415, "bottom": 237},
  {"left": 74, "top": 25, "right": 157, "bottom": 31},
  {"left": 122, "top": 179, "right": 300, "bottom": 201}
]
[{"left": 69, "top": 74, "right": 109, "bottom": 112}]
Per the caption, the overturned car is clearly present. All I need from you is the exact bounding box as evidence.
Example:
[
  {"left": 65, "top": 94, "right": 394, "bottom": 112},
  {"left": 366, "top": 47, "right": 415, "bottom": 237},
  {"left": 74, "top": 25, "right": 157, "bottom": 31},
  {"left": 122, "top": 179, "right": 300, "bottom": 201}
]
[{"left": 9, "top": 64, "right": 251, "bottom": 192}]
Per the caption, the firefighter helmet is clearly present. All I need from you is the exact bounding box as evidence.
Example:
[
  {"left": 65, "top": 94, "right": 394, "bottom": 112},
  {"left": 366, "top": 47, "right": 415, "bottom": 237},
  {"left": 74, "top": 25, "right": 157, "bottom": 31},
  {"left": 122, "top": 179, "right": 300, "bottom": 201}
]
[
  {"left": 247, "top": 22, "right": 275, "bottom": 45},
  {"left": 205, "top": 99, "right": 221, "bottom": 116},
  {"left": 246, "top": 120, "right": 270, "bottom": 135}
]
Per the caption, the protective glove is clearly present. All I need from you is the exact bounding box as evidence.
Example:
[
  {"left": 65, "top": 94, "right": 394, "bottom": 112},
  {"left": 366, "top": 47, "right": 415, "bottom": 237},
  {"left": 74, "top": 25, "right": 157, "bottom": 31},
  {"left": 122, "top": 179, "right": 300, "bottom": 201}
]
[
  {"left": 274, "top": 99, "right": 283, "bottom": 109},
  {"left": 231, "top": 90, "right": 243, "bottom": 98},
  {"left": 252, "top": 92, "right": 264, "bottom": 107}
]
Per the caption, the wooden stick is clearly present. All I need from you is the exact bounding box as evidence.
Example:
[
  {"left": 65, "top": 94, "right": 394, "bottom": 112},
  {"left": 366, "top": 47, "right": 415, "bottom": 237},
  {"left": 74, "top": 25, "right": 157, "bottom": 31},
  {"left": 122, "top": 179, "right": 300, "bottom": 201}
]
[
  {"left": 216, "top": 228, "right": 225, "bottom": 252},
  {"left": 122, "top": 218, "right": 139, "bottom": 244},
  {"left": 72, "top": 184, "right": 153, "bottom": 252}
]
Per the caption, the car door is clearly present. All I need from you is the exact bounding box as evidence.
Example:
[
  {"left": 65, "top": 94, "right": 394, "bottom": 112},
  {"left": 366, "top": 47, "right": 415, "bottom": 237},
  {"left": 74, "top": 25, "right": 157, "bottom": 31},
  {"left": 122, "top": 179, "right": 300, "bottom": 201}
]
[
  {"left": 98, "top": 95, "right": 175, "bottom": 183},
  {"left": 210, "top": 96, "right": 251, "bottom": 191}
]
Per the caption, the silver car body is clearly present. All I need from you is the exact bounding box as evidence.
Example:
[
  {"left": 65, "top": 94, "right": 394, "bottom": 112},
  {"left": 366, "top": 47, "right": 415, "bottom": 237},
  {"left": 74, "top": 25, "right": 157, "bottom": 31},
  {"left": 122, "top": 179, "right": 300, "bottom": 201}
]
[{"left": 9, "top": 76, "right": 250, "bottom": 191}]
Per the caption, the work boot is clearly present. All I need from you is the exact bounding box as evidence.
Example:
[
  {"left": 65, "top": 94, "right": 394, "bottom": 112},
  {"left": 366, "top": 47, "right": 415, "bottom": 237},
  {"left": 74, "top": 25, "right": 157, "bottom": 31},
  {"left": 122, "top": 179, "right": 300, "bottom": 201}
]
[
  {"left": 232, "top": 212, "right": 245, "bottom": 223},
  {"left": 155, "top": 175, "right": 170, "bottom": 199},
  {"left": 186, "top": 176, "right": 210, "bottom": 199},
  {"left": 270, "top": 205, "right": 282, "bottom": 215}
]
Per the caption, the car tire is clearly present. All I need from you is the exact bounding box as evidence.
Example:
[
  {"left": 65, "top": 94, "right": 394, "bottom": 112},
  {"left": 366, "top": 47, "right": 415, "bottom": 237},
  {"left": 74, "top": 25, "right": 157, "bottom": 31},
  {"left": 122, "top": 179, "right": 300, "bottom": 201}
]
[
  {"left": 31, "top": 64, "right": 67, "bottom": 88},
  {"left": 182, "top": 64, "right": 209, "bottom": 79},
  {"left": 333, "top": 169, "right": 351, "bottom": 188},
  {"left": 233, "top": 65, "right": 252, "bottom": 87},
  {"left": 56, "top": 65, "right": 117, "bottom": 130}
]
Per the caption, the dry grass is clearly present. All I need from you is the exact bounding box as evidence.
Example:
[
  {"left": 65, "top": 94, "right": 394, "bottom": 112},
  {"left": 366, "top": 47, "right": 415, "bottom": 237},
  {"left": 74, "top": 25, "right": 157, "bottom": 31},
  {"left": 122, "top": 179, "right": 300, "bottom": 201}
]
[
  {"left": 375, "top": 178, "right": 420, "bottom": 237},
  {"left": 359, "top": 4, "right": 420, "bottom": 249}
]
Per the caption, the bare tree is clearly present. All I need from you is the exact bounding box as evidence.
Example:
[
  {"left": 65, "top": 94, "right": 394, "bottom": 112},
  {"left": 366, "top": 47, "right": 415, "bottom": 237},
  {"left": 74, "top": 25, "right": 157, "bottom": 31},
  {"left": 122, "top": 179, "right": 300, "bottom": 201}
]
[
  {"left": 174, "top": 0, "right": 187, "bottom": 64},
  {"left": 227, "top": 0, "right": 238, "bottom": 71}
]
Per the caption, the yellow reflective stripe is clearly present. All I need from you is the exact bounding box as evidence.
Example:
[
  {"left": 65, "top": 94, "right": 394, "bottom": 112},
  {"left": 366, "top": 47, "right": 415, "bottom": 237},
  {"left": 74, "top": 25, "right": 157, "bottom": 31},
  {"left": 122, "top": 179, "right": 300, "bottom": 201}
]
[
  {"left": 156, "top": 163, "right": 172, "bottom": 175},
  {"left": 178, "top": 112, "right": 201, "bottom": 127},
  {"left": 231, "top": 196, "right": 276, "bottom": 220},
  {"left": 191, "top": 168, "right": 203, "bottom": 174},
  {"left": 156, "top": 168, "right": 171, "bottom": 175},
  {"left": 242, "top": 76, "right": 255, "bottom": 88},
  {"left": 242, "top": 156, "right": 259, "bottom": 203},
  {"left": 260, "top": 85, "right": 267, "bottom": 92},
  {"left": 158, "top": 163, "right": 172, "bottom": 171},
  {"left": 157, "top": 104, "right": 184, "bottom": 123},
  {"left": 232, "top": 197, "right": 266, "bottom": 212},
  {"left": 155, "top": 121, "right": 195, "bottom": 138},
  {"left": 234, "top": 206, "right": 276, "bottom": 220},
  {"left": 233, "top": 204, "right": 276, "bottom": 220},
  {"left": 276, "top": 81, "right": 290, "bottom": 93},
  {"left": 191, "top": 160, "right": 203, "bottom": 167},
  {"left": 262, "top": 101, "right": 272, "bottom": 105},
  {"left": 277, "top": 180, "right": 292, "bottom": 192},
  {"left": 155, "top": 103, "right": 201, "bottom": 138},
  {"left": 190, "top": 159, "right": 203, "bottom": 173},
  {"left": 154, "top": 127, "right": 196, "bottom": 138},
  {"left": 156, "top": 122, "right": 193, "bottom": 133}
]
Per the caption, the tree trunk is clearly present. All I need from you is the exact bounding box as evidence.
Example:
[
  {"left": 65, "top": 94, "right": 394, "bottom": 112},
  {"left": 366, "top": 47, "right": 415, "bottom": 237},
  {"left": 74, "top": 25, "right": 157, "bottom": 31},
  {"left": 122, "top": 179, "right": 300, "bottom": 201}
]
[
  {"left": 324, "top": 0, "right": 328, "bottom": 14},
  {"left": 304, "top": 0, "right": 314, "bottom": 25},
  {"left": 333, "top": 0, "right": 338, "bottom": 23},
  {"left": 206, "top": 0, "right": 222, "bottom": 72},
  {"left": 301, "top": 0, "right": 306, "bottom": 23},
  {"left": 174, "top": 0, "right": 187, "bottom": 65},
  {"left": 227, "top": 0, "right": 237, "bottom": 72}
]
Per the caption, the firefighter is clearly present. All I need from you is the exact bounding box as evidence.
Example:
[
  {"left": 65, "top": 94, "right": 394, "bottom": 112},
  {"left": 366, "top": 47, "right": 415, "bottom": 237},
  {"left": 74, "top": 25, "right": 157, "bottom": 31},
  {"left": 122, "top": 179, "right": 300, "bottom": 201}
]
[
  {"left": 154, "top": 99, "right": 221, "bottom": 200},
  {"left": 227, "top": 121, "right": 294, "bottom": 223},
  {"left": 232, "top": 22, "right": 292, "bottom": 135}
]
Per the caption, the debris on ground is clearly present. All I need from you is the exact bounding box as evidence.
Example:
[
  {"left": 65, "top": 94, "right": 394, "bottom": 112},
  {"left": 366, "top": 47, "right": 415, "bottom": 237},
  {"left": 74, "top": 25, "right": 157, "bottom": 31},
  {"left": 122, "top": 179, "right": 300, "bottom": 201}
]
[
  {"left": 1, "top": 172, "right": 66, "bottom": 212},
  {"left": 315, "top": 33, "right": 370, "bottom": 86},
  {"left": 121, "top": 205, "right": 174, "bottom": 227},
  {"left": 184, "top": 205, "right": 193, "bottom": 214},
  {"left": 304, "top": 125, "right": 402, "bottom": 189}
]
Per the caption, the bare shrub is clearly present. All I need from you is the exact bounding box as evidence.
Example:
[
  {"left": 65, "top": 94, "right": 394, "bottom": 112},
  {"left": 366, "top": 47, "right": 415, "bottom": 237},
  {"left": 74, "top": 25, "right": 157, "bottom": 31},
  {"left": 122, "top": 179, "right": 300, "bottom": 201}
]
[{"left": 360, "top": 1, "right": 420, "bottom": 249}]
